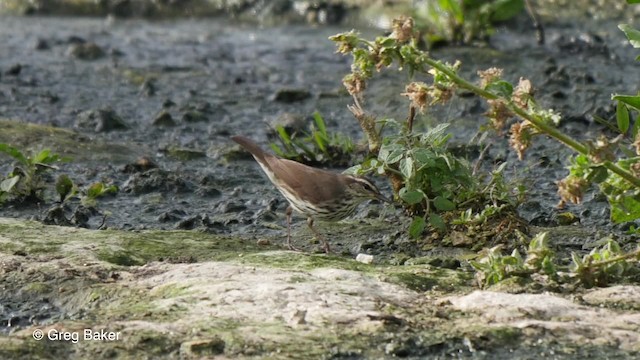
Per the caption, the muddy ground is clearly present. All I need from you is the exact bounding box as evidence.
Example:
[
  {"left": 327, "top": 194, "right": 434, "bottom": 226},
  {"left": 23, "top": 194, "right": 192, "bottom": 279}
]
[{"left": 0, "top": 1, "right": 639, "bottom": 359}]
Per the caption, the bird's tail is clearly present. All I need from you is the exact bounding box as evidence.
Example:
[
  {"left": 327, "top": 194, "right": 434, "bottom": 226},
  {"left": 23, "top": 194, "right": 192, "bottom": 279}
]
[{"left": 231, "top": 135, "right": 267, "bottom": 162}]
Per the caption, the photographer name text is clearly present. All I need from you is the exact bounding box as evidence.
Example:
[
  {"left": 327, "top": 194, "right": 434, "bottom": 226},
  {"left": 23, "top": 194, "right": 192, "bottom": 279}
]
[{"left": 33, "top": 328, "right": 121, "bottom": 343}]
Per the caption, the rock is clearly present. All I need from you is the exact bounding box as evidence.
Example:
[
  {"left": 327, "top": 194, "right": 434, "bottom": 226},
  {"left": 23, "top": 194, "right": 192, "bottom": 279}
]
[
  {"left": 449, "top": 291, "right": 640, "bottom": 351},
  {"left": 67, "top": 42, "right": 106, "bottom": 60},
  {"left": 166, "top": 147, "right": 206, "bottom": 161},
  {"left": 33, "top": 38, "right": 50, "bottom": 50},
  {"left": 581, "top": 285, "right": 640, "bottom": 309},
  {"left": 139, "top": 79, "right": 156, "bottom": 97},
  {"left": 272, "top": 88, "right": 311, "bottom": 103},
  {"left": 122, "top": 169, "right": 190, "bottom": 194},
  {"left": 42, "top": 205, "right": 71, "bottom": 226},
  {"left": 5, "top": 63, "right": 22, "bottom": 76},
  {"left": 75, "top": 107, "right": 128, "bottom": 132},
  {"left": 267, "top": 112, "right": 307, "bottom": 137},
  {"left": 181, "top": 110, "right": 207, "bottom": 123},
  {"left": 180, "top": 338, "right": 225, "bottom": 358},
  {"left": 151, "top": 110, "right": 176, "bottom": 126},
  {"left": 355, "top": 253, "right": 374, "bottom": 264},
  {"left": 122, "top": 156, "right": 158, "bottom": 173}
]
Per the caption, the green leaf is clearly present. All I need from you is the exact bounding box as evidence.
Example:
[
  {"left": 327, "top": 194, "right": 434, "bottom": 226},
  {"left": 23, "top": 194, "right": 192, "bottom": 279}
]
[
  {"left": 610, "top": 194, "right": 640, "bottom": 223},
  {"left": 313, "top": 111, "right": 327, "bottom": 135},
  {"left": 275, "top": 125, "right": 292, "bottom": 147},
  {"left": 313, "top": 132, "right": 327, "bottom": 152},
  {"left": 413, "top": 148, "right": 434, "bottom": 168},
  {"left": 408, "top": 216, "right": 427, "bottom": 238},
  {"left": 541, "top": 256, "right": 555, "bottom": 275},
  {"left": 587, "top": 166, "right": 608, "bottom": 184},
  {"left": 399, "top": 157, "right": 414, "bottom": 180},
  {"left": 631, "top": 114, "right": 640, "bottom": 140},
  {"left": 87, "top": 183, "right": 105, "bottom": 198},
  {"left": 485, "top": 80, "right": 513, "bottom": 97},
  {"left": 0, "top": 143, "right": 28, "bottom": 166},
  {"left": 619, "top": 24, "right": 640, "bottom": 48},
  {"left": 612, "top": 94, "right": 640, "bottom": 112},
  {"left": 379, "top": 143, "right": 405, "bottom": 165},
  {"left": 0, "top": 175, "right": 20, "bottom": 192},
  {"left": 429, "top": 213, "right": 447, "bottom": 232},
  {"left": 489, "top": 0, "right": 524, "bottom": 22},
  {"left": 617, "top": 102, "right": 630, "bottom": 133},
  {"left": 342, "top": 165, "right": 362, "bottom": 175},
  {"left": 32, "top": 149, "right": 51, "bottom": 164},
  {"left": 55, "top": 174, "right": 74, "bottom": 200},
  {"left": 399, "top": 187, "right": 425, "bottom": 205},
  {"left": 434, "top": 196, "right": 456, "bottom": 211}
]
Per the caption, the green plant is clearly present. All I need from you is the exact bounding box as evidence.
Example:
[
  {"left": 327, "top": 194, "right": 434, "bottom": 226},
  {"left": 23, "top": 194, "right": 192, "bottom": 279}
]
[
  {"left": 471, "top": 232, "right": 640, "bottom": 288},
  {"left": 55, "top": 174, "right": 77, "bottom": 203},
  {"left": 82, "top": 182, "right": 118, "bottom": 207},
  {"left": 270, "top": 111, "right": 355, "bottom": 166},
  {"left": 346, "top": 121, "right": 478, "bottom": 235},
  {"left": 0, "top": 144, "right": 66, "bottom": 203},
  {"left": 412, "top": 0, "right": 524, "bottom": 45},
  {"left": 331, "top": 19, "right": 526, "bottom": 238},
  {"left": 470, "top": 232, "right": 556, "bottom": 287},
  {"left": 330, "top": 15, "right": 640, "bottom": 230},
  {"left": 570, "top": 239, "right": 640, "bottom": 288}
]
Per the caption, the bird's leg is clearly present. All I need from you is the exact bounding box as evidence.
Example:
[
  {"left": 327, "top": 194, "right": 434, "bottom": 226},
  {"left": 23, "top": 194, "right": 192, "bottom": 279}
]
[
  {"left": 307, "top": 217, "right": 330, "bottom": 253},
  {"left": 285, "top": 206, "right": 300, "bottom": 251}
]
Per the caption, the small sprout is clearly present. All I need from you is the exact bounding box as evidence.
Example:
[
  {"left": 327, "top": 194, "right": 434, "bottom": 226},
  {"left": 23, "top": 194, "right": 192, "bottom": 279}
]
[
  {"left": 55, "top": 174, "right": 74, "bottom": 202},
  {"left": 87, "top": 182, "right": 118, "bottom": 199}
]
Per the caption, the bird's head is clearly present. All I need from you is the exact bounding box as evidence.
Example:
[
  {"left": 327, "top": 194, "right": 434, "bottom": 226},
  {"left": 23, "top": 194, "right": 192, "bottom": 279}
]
[{"left": 345, "top": 176, "right": 391, "bottom": 203}]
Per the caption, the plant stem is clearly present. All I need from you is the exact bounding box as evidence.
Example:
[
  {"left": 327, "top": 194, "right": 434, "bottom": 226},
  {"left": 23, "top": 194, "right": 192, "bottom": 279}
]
[
  {"left": 421, "top": 57, "right": 640, "bottom": 189},
  {"left": 587, "top": 247, "right": 640, "bottom": 268}
]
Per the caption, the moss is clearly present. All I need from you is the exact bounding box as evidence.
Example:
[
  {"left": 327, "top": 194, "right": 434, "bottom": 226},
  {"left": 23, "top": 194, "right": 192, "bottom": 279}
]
[
  {"left": 0, "top": 119, "right": 139, "bottom": 164},
  {"left": 385, "top": 272, "right": 440, "bottom": 292},
  {"left": 20, "top": 282, "right": 52, "bottom": 295},
  {"left": 151, "top": 283, "right": 193, "bottom": 299},
  {"left": 96, "top": 249, "right": 145, "bottom": 266}
]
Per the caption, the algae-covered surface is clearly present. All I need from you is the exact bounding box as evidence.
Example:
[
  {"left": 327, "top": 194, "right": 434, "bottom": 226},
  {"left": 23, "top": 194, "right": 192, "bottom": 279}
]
[
  {"left": 1, "top": 218, "right": 638, "bottom": 359},
  {"left": 1, "top": 0, "right": 640, "bottom": 358}
]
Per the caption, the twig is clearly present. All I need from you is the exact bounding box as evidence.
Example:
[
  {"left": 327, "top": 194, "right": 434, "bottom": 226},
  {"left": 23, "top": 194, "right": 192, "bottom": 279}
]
[
  {"left": 473, "top": 143, "right": 492, "bottom": 176},
  {"left": 524, "top": 0, "right": 545, "bottom": 45}
]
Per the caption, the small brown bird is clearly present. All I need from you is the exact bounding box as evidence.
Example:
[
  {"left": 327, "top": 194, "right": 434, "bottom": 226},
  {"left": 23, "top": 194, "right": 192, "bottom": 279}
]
[{"left": 232, "top": 135, "right": 390, "bottom": 253}]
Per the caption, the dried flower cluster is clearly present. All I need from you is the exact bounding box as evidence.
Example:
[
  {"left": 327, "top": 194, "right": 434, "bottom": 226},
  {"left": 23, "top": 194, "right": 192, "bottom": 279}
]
[
  {"left": 509, "top": 121, "right": 535, "bottom": 160},
  {"left": 343, "top": 73, "right": 366, "bottom": 97},
  {"left": 512, "top": 78, "right": 534, "bottom": 109},
  {"left": 477, "top": 67, "right": 503, "bottom": 89},
  {"left": 485, "top": 99, "right": 513, "bottom": 134},
  {"left": 587, "top": 135, "right": 617, "bottom": 164},
  {"left": 557, "top": 176, "right": 588, "bottom": 206},
  {"left": 392, "top": 16, "right": 415, "bottom": 43},
  {"left": 401, "top": 81, "right": 454, "bottom": 113},
  {"left": 402, "top": 82, "right": 429, "bottom": 112}
]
